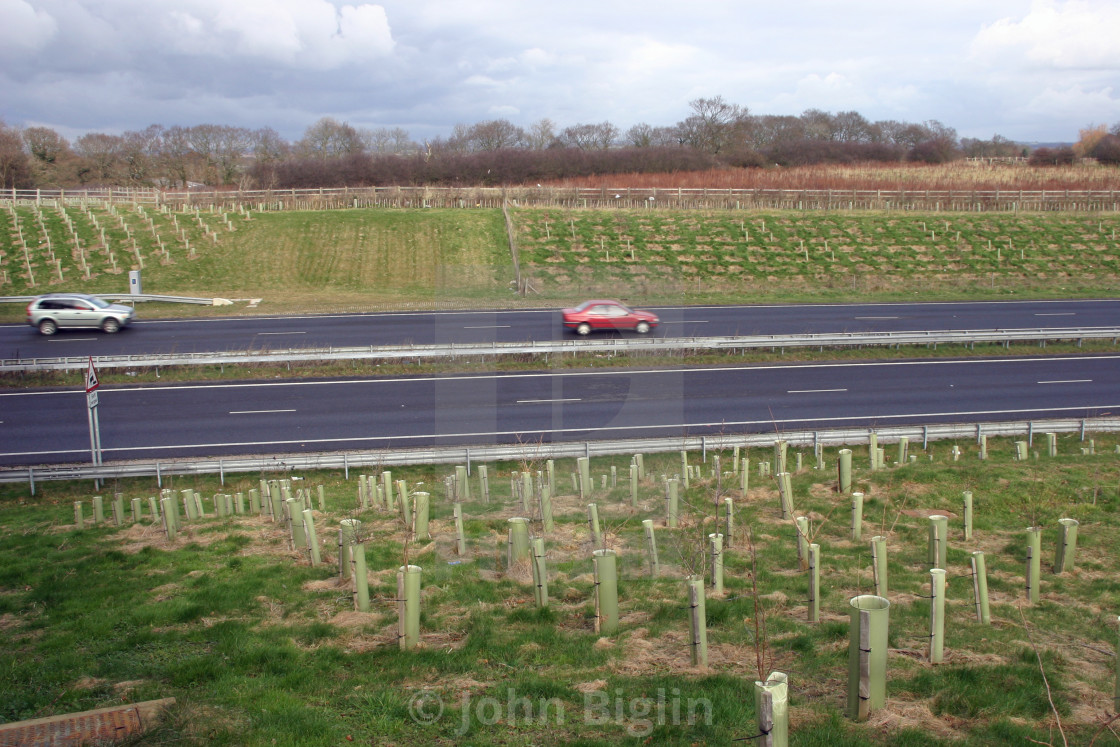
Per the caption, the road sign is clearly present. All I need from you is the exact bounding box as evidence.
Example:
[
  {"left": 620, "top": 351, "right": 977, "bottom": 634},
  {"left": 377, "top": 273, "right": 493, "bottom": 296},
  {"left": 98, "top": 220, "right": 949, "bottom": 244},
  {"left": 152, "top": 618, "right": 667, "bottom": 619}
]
[
  {"left": 86, "top": 357, "right": 100, "bottom": 394},
  {"left": 87, "top": 390, "right": 99, "bottom": 409}
]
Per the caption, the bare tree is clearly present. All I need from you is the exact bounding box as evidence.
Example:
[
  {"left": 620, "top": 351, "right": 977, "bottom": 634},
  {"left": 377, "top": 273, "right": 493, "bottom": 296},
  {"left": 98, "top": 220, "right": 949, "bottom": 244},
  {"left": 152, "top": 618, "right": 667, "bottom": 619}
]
[
  {"left": 298, "top": 117, "right": 365, "bottom": 158},
  {"left": 462, "top": 119, "right": 525, "bottom": 151},
  {"left": 525, "top": 118, "right": 557, "bottom": 150},
  {"left": 558, "top": 121, "right": 619, "bottom": 150},
  {"left": 75, "top": 132, "right": 125, "bottom": 182},
  {"left": 0, "top": 121, "right": 32, "bottom": 189},
  {"left": 675, "top": 96, "right": 748, "bottom": 154},
  {"left": 363, "top": 126, "right": 416, "bottom": 155},
  {"left": 120, "top": 125, "right": 163, "bottom": 185}
]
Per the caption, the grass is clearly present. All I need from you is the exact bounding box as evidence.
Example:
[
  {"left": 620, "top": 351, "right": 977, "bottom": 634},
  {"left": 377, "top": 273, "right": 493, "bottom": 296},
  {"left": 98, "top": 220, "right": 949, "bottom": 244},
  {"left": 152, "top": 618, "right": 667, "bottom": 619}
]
[
  {"left": 2, "top": 436, "right": 1119, "bottom": 744},
  {"left": 2, "top": 204, "right": 1119, "bottom": 319}
]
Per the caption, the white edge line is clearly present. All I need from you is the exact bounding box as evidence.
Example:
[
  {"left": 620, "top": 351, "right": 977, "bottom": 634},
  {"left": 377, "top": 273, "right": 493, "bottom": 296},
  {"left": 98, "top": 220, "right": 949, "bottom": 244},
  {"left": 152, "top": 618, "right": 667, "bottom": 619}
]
[
  {"left": 788, "top": 388, "right": 848, "bottom": 393},
  {"left": 230, "top": 409, "right": 297, "bottom": 414},
  {"left": 1037, "top": 379, "right": 1092, "bottom": 384}
]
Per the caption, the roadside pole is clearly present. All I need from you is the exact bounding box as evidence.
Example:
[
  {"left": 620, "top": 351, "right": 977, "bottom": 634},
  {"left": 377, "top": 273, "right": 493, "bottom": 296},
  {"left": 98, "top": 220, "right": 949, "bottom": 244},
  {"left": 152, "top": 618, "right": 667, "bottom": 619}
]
[{"left": 86, "top": 357, "right": 102, "bottom": 488}]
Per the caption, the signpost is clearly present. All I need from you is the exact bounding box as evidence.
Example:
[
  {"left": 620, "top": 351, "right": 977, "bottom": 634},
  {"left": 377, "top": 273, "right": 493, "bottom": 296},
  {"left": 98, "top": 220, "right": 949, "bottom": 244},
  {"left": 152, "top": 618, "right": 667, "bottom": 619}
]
[{"left": 86, "top": 357, "right": 102, "bottom": 486}]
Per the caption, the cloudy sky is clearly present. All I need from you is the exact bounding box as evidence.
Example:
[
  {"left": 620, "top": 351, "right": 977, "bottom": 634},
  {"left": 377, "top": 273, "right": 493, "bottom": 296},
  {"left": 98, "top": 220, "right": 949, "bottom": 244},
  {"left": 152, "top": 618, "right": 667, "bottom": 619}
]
[{"left": 2, "top": 0, "right": 1119, "bottom": 145}]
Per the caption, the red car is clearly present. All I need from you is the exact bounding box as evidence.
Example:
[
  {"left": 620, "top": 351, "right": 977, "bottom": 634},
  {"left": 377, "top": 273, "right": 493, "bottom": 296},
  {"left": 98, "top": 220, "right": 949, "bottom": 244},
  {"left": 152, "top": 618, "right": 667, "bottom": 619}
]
[{"left": 561, "top": 300, "right": 660, "bottom": 335}]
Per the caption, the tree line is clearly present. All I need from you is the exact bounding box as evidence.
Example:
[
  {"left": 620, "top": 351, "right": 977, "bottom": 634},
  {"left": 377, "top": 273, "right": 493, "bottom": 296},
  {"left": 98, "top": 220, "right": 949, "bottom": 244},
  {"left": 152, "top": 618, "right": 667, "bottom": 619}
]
[{"left": 2, "top": 97, "right": 1119, "bottom": 191}]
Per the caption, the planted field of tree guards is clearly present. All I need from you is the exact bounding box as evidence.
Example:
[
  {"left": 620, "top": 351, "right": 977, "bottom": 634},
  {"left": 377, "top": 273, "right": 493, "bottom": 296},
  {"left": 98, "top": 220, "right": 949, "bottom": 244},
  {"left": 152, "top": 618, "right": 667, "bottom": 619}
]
[{"left": 4, "top": 432, "right": 1120, "bottom": 744}]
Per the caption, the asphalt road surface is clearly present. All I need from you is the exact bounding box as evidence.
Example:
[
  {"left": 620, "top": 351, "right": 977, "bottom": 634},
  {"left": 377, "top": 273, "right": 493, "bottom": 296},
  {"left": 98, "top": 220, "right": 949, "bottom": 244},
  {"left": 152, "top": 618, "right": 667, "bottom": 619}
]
[
  {"left": 1, "top": 298, "right": 1117, "bottom": 360},
  {"left": 1, "top": 354, "right": 1116, "bottom": 466}
]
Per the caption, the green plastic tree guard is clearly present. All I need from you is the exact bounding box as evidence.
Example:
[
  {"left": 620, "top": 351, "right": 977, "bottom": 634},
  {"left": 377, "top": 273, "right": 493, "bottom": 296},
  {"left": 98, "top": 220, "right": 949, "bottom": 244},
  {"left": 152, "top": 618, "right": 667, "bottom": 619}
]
[
  {"left": 869, "top": 433, "right": 879, "bottom": 470},
  {"left": 686, "top": 575, "right": 707, "bottom": 667},
  {"left": 629, "top": 463, "right": 639, "bottom": 507},
  {"left": 214, "top": 492, "right": 226, "bottom": 518},
  {"left": 531, "top": 537, "right": 549, "bottom": 608},
  {"left": 74, "top": 501, "right": 83, "bottom": 528},
  {"left": 680, "top": 451, "right": 689, "bottom": 489},
  {"left": 871, "top": 536, "right": 888, "bottom": 596},
  {"left": 287, "top": 499, "right": 306, "bottom": 551},
  {"left": 1014, "top": 441, "right": 1028, "bottom": 461},
  {"left": 1115, "top": 616, "right": 1120, "bottom": 715},
  {"left": 397, "top": 479, "right": 411, "bottom": 526},
  {"left": 667, "top": 478, "right": 680, "bottom": 528},
  {"left": 634, "top": 454, "right": 644, "bottom": 479},
  {"left": 898, "top": 436, "right": 909, "bottom": 465},
  {"left": 161, "top": 496, "right": 177, "bottom": 540},
  {"left": 587, "top": 503, "right": 602, "bottom": 547},
  {"left": 710, "top": 533, "right": 724, "bottom": 594},
  {"left": 851, "top": 491, "right": 864, "bottom": 541},
  {"left": 838, "top": 450, "right": 853, "bottom": 494},
  {"left": 540, "top": 484, "right": 554, "bottom": 532},
  {"left": 814, "top": 442, "right": 824, "bottom": 470},
  {"left": 796, "top": 516, "right": 810, "bottom": 572},
  {"left": 578, "top": 457, "right": 591, "bottom": 499},
  {"left": 352, "top": 543, "right": 370, "bottom": 612},
  {"left": 808, "top": 543, "right": 821, "bottom": 623},
  {"left": 740, "top": 458, "right": 750, "bottom": 493},
  {"left": 1026, "top": 526, "right": 1042, "bottom": 604},
  {"left": 1054, "top": 518, "right": 1079, "bottom": 574},
  {"left": 979, "top": 435, "right": 988, "bottom": 460},
  {"left": 92, "top": 495, "right": 104, "bottom": 524},
  {"left": 754, "top": 671, "right": 789, "bottom": 747},
  {"left": 951, "top": 444, "right": 961, "bottom": 462},
  {"left": 971, "top": 551, "right": 990, "bottom": 624},
  {"left": 147, "top": 496, "right": 160, "bottom": 523},
  {"left": 774, "top": 439, "right": 788, "bottom": 475},
  {"left": 397, "top": 564, "right": 422, "bottom": 650},
  {"left": 521, "top": 472, "right": 533, "bottom": 512},
  {"left": 507, "top": 517, "right": 531, "bottom": 566},
  {"left": 962, "top": 491, "right": 974, "bottom": 541},
  {"left": 1046, "top": 432, "right": 1057, "bottom": 457},
  {"left": 723, "top": 497, "right": 734, "bottom": 547},
  {"left": 453, "top": 503, "right": 467, "bottom": 555},
  {"left": 928, "top": 515, "right": 948, "bottom": 570},
  {"left": 928, "top": 568, "right": 946, "bottom": 663},
  {"left": 130, "top": 497, "right": 142, "bottom": 522},
  {"left": 477, "top": 465, "right": 489, "bottom": 503},
  {"left": 382, "top": 470, "right": 395, "bottom": 510},
  {"left": 412, "top": 492, "right": 430, "bottom": 539},
  {"left": 847, "top": 595, "right": 890, "bottom": 721},
  {"left": 317, "top": 485, "right": 325, "bottom": 511},
  {"left": 301, "top": 509, "right": 321, "bottom": 566},
  {"left": 592, "top": 549, "right": 619, "bottom": 635},
  {"left": 642, "top": 519, "right": 659, "bottom": 577},
  {"left": 235, "top": 492, "right": 245, "bottom": 515},
  {"left": 733, "top": 445, "right": 741, "bottom": 474},
  {"left": 339, "top": 519, "right": 361, "bottom": 580},
  {"left": 777, "top": 472, "right": 794, "bottom": 519}
]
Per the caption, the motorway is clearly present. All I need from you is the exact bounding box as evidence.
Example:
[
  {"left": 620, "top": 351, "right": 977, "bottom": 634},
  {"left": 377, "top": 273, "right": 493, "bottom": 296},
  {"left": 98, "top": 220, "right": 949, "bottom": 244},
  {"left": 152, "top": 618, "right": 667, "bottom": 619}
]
[
  {"left": 1, "top": 355, "right": 1117, "bottom": 467},
  {"left": 1, "top": 298, "right": 1118, "bottom": 360}
]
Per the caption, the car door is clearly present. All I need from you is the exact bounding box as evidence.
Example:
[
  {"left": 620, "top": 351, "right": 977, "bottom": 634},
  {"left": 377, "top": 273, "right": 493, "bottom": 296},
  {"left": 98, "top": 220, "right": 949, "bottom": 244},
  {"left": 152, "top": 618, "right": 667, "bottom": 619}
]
[
  {"left": 65, "top": 298, "right": 100, "bottom": 328},
  {"left": 600, "top": 303, "right": 631, "bottom": 330}
]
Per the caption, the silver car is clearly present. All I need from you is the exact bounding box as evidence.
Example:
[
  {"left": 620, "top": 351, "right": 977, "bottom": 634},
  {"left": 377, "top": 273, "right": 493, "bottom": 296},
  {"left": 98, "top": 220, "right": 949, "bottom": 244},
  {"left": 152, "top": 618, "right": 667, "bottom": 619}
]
[{"left": 26, "top": 293, "right": 135, "bottom": 335}]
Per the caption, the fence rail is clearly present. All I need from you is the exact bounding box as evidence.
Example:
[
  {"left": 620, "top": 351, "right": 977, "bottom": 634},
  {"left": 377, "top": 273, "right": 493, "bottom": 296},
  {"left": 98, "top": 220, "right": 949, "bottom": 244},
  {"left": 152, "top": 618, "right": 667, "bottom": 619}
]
[
  {"left": 2, "top": 417, "right": 1116, "bottom": 491},
  {"left": 4, "top": 185, "right": 1120, "bottom": 213},
  {"left": 3, "top": 327, "right": 1117, "bottom": 372}
]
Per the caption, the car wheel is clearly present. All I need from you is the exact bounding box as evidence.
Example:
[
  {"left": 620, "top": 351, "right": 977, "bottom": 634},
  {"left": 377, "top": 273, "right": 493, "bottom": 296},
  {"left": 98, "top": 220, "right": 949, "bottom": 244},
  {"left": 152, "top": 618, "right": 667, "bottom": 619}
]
[
  {"left": 38, "top": 319, "right": 57, "bottom": 336},
  {"left": 101, "top": 318, "right": 121, "bottom": 334},
  {"left": 576, "top": 323, "right": 592, "bottom": 336},
  {"left": 635, "top": 321, "right": 651, "bottom": 334}
]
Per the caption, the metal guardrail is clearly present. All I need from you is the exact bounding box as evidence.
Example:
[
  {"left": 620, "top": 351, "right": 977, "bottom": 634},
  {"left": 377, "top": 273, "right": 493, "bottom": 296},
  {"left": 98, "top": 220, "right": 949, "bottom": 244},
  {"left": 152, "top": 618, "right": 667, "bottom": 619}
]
[
  {"left": 3, "top": 327, "right": 1118, "bottom": 372},
  {"left": 2, "top": 417, "right": 1116, "bottom": 491}
]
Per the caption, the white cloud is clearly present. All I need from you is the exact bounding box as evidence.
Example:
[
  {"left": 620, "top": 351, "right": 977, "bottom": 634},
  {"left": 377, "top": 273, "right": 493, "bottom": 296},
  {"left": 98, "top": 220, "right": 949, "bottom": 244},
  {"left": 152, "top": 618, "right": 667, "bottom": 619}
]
[
  {"left": 971, "top": 0, "right": 1120, "bottom": 68},
  {"left": 0, "top": 0, "right": 58, "bottom": 54}
]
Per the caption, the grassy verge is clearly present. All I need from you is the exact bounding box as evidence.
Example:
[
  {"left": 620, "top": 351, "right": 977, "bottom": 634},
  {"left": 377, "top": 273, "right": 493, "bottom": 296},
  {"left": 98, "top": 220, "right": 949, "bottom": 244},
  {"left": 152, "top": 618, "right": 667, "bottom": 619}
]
[{"left": 2, "top": 436, "right": 1118, "bottom": 744}]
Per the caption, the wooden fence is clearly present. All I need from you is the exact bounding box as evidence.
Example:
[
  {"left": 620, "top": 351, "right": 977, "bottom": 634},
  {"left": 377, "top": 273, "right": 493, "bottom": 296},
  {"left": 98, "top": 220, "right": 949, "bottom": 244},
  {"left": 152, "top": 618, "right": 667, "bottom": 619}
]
[{"left": 4, "top": 185, "right": 1120, "bottom": 213}]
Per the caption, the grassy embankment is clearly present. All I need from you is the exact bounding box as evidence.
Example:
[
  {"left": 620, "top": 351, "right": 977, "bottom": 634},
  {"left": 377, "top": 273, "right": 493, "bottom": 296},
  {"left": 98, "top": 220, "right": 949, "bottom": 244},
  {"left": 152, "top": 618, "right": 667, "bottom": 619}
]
[{"left": 1, "top": 437, "right": 1118, "bottom": 744}]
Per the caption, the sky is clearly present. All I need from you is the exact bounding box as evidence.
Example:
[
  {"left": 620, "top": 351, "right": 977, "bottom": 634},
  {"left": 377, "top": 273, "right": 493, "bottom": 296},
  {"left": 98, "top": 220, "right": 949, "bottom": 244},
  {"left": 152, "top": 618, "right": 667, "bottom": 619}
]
[{"left": 2, "top": 0, "right": 1119, "bottom": 146}]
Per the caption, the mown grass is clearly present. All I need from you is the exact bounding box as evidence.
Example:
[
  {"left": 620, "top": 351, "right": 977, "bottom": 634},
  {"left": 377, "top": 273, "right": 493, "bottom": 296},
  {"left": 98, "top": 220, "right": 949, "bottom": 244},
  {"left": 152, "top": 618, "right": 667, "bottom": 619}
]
[
  {"left": 2, "top": 436, "right": 1118, "bottom": 744},
  {"left": 2, "top": 205, "right": 1118, "bottom": 319}
]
